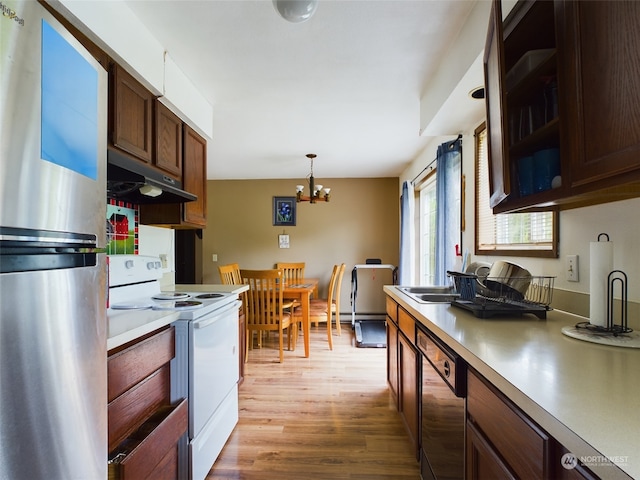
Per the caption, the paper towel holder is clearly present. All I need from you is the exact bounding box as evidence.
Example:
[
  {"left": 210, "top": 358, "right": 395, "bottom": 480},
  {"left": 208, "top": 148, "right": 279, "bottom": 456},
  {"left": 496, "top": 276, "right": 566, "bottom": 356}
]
[
  {"left": 606, "top": 270, "right": 631, "bottom": 334},
  {"left": 576, "top": 269, "right": 632, "bottom": 336}
]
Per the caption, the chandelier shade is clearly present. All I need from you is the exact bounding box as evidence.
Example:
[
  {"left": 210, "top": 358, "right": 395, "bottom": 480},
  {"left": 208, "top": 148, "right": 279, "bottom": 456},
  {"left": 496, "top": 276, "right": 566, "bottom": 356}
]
[{"left": 296, "top": 154, "right": 330, "bottom": 203}]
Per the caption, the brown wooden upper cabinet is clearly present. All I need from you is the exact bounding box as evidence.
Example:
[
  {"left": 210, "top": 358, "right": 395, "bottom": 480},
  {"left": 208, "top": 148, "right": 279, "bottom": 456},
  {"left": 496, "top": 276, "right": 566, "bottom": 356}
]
[
  {"left": 140, "top": 124, "right": 207, "bottom": 228},
  {"left": 556, "top": 1, "right": 640, "bottom": 194},
  {"left": 155, "top": 101, "right": 183, "bottom": 180},
  {"left": 182, "top": 124, "right": 207, "bottom": 227},
  {"left": 484, "top": 0, "right": 640, "bottom": 214},
  {"left": 110, "top": 64, "right": 154, "bottom": 163}
]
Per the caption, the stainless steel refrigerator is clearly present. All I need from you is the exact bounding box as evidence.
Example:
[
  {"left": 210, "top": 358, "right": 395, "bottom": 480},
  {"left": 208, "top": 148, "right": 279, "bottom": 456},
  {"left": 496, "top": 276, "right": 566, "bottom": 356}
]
[{"left": 1, "top": 1, "right": 108, "bottom": 478}]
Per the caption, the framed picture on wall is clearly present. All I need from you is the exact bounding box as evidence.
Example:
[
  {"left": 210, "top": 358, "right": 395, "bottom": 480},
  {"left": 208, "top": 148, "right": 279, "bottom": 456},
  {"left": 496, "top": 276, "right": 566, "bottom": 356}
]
[{"left": 273, "top": 196, "right": 296, "bottom": 226}]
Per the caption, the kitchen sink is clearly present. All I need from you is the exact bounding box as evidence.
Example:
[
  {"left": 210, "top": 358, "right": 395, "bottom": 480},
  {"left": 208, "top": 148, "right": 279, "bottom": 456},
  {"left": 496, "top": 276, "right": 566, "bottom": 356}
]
[{"left": 398, "top": 286, "right": 459, "bottom": 303}]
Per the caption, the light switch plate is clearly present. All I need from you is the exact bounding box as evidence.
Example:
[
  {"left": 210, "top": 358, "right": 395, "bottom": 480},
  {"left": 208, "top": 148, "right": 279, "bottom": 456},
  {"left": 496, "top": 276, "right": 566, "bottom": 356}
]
[
  {"left": 279, "top": 234, "right": 290, "bottom": 249},
  {"left": 566, "top": 254, "right": 579, "bottom": 282}
]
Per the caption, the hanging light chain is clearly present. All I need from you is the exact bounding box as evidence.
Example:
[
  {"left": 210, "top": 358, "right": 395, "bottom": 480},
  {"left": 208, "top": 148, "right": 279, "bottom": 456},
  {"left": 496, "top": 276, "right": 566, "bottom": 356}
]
[{"left": 296, "top": 153, "right": 329, "bottom": 203}]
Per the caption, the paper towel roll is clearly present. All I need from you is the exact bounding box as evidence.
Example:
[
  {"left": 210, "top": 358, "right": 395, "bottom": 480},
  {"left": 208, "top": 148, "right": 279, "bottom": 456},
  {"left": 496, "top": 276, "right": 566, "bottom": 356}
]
[{"left": 589, "top": 237, "right": 613, "bottom": 327}]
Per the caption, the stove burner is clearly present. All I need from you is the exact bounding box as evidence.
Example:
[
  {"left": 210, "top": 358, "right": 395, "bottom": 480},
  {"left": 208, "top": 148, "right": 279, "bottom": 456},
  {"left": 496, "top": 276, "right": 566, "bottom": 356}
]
[
  {"left": 152, "top": 292, "right": 190, "bottom": 300},
  {"left": 152, "top": 300, "right": 204, "bottom": 310},
  {"left": 110, "top": 303, "right": 153, "bottom": 310},
  {"left": 195, "top": 293, "right": 225, "bottom": 299}
]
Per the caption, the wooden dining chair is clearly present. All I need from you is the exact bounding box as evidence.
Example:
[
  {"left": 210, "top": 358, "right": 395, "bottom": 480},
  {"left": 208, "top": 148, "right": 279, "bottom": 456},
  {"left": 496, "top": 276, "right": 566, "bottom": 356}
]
[
  {"left": 240, "top": 269, "right": 294, "bottom": 363},
  {"left": 218, "top": 263, "right": 242, "bottom": 285},
  {"left": 276, "top": 262, "right": 305, "bottom": 284},
  {"left": 276, "top": 262, "right": 306, "bottom": 307},
  {"left": 293, "top": 263, "right": 345, "bottom": 350}
]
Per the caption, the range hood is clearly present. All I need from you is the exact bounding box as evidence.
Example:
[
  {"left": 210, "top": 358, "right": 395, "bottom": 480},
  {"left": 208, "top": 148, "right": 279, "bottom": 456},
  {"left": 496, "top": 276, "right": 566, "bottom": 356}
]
[{"left": 107, "top": 149, "right": 196, "bottom": 204}]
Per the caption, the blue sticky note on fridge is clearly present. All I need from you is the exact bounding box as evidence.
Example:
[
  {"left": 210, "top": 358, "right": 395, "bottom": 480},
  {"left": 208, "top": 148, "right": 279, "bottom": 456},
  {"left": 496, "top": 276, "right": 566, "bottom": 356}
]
[{"left": 41, "top": 19, "right": 98, "bottom": 180}]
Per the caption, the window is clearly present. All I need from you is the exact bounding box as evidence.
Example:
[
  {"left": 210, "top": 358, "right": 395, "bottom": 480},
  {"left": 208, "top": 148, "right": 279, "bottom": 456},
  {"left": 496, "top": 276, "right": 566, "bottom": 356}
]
[
  {"left": 415, "top": 137, "right": 462, "bottom": 285},
  {"left": 475, "top": 123, "right": 558, "bottom": 257},
  {"left": 419, "top": 176, "right": 437, "bottom": 285}
]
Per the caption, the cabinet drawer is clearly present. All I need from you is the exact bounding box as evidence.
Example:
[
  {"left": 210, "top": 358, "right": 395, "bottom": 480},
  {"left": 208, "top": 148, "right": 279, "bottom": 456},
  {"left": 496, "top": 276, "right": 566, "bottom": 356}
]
[
  {"left": 108, "top": 327, "right": 175, "bottom": 402},
  {"left": 467, "top": 369, "right": 550, "bottom": 479},
  {"left": 108, "top": 399, "right": 187, "bottom": 480},
  {"left": 398, "top": 307, "right": 415, "bottom": 340},
  {"left": 108, "top": 365, "right": 171, "bottom": 451},
  {"left": 386, "top": 296, "right": 398, "bottom": 323}
]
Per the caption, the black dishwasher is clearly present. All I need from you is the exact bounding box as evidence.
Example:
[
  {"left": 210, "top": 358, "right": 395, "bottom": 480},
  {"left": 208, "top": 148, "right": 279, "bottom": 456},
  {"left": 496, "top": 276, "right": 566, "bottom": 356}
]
[{"left": 416, "top": 326, "right": 467, "bottom": 480}]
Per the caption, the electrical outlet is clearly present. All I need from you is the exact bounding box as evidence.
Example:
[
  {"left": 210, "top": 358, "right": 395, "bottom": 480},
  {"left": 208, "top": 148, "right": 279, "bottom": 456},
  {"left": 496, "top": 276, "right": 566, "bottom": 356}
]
[{"left": 566, "top": 254, "right": 579, "bottom": 282}]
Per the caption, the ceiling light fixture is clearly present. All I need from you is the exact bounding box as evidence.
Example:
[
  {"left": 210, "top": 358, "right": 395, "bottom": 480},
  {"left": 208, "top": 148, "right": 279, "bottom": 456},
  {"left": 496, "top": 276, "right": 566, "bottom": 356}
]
[
  {"left": 296, "top": 154, "right": 330, "bottom": 203},
  {"left": 469, "top": 86, "right": 485, "bottom": 100},
  {"left": 272, "top": 0, "right": 318, "bottom": 23},
  {"left": 139, "top": 184, "right": 162, "bottom": 197}
]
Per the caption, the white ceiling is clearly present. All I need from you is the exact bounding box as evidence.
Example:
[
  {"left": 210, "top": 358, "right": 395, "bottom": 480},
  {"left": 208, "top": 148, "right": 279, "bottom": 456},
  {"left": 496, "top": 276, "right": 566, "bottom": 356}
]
[{"left": 122, "top": 0, "right": 483, "bottom": 180}]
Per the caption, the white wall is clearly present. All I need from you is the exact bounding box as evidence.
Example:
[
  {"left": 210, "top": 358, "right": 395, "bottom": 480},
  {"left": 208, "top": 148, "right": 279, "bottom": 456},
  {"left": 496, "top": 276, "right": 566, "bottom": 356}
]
[
  {"left": 53, "top": 0, "right": 213, "bottom": 139},
  {"left": 138, "top": 225, "right": 176, "bottom": 287}
]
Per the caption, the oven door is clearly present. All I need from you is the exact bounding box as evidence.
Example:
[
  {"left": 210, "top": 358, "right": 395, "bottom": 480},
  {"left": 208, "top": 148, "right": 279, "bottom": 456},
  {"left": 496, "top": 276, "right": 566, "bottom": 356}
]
[{"left": 191, "top": 300, "right": 241, "bottom": 437}]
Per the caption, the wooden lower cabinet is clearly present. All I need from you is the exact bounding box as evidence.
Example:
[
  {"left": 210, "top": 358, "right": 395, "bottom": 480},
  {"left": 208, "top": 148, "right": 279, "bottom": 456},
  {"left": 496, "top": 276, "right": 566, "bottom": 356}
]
[
  {"left": 466, "top": 368, "right": 550, "bottom": 479},
  {"left": 384, "top": 295, "right": 601, "bottom": 480},
  {"left": 552, "top": 443, "right": 600, "bottom": 480},
  {"left": 465, "top": 367, "right": 600, "bottom": 480},
  {"left": 386, "top": 318, "right": 399, "bottom": 403},
  {"left": 107, "top": 326, "right": 187, "bottom": 479},
  {"left": 108, "top": 401, "right": 187, "bottom": 480},
  {"left": 398, "top": 331, "right": 419, "bottom": 460},
  {"left": 467, "top": 419, "right": 517, "bottom": 480},
  {"left": 386, "top": 297, "right": 399, "bottom": 403},
  {"left": 386, "top": 297, "right": 418, "bottom": 458}
]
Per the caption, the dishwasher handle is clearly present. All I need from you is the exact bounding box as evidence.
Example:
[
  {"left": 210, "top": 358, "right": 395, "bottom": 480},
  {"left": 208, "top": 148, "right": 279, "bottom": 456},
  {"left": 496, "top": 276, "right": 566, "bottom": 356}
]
[
  {"left": 416, "top": 327, "right": 466, "bottom": 397},
  {"left": 193, "top": 300, "right": 242, "bottom": 329}
]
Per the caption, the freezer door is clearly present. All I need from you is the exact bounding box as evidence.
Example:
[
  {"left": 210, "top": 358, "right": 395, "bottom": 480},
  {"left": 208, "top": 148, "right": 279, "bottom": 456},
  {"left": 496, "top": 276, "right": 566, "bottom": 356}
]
[
  {"left": 0, "top": 0, "right": 108, "bottom": 241},
  {"left": 0, "top": 257, "right": 107, "bottom": 479}
]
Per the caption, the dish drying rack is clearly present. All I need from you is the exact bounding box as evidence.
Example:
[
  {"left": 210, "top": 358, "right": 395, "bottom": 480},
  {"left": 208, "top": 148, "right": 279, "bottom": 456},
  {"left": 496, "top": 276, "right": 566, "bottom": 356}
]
[{"left": 448, "top": 272, "right": 555, "bottom": 319}]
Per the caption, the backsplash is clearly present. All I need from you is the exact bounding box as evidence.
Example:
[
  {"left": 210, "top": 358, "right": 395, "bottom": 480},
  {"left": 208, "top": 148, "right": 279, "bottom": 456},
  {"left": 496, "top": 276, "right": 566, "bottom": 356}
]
[{"left": 106, "top": 199, "right": 138, "bottom": 254}]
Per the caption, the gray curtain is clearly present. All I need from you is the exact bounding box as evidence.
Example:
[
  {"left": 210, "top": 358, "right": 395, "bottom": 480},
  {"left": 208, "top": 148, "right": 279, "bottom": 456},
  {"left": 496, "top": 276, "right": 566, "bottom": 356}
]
[
  {"left": 399, "top": 181, "right": 414, "bottom": 284},
  {"left": 434, "top": 137, "right": 462, "bottom": 284}
]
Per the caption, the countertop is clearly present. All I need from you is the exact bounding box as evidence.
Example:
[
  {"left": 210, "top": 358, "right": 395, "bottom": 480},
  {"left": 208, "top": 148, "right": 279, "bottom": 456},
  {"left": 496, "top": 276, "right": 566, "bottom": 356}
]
[
  {"left": 384, "top": 286, "right": 639, "bottom": 480},
  {"left": 107, "top": 284, "right": 247, "bottom": 351}
]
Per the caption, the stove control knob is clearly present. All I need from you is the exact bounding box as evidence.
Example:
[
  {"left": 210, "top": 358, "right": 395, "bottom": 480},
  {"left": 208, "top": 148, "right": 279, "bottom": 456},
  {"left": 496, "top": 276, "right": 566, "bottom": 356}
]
[
  {"left": 146, "top": 261, "right": 155, "bottom": 270},
  {"left": 125, "top": 260, "right": 134, "bottom": 269}
]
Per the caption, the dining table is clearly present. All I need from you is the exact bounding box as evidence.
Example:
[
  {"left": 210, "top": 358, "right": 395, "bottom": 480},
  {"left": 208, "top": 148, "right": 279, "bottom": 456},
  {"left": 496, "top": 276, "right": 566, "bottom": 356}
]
[{"left": 281, "top": 278, "right": 319, "bottom": 358}]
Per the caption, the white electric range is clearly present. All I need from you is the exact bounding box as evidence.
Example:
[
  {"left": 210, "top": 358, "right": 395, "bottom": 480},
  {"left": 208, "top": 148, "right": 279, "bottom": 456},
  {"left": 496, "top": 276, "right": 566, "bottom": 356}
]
[{"left": 107, "top": 255, "right": 241, "bottom": 480}]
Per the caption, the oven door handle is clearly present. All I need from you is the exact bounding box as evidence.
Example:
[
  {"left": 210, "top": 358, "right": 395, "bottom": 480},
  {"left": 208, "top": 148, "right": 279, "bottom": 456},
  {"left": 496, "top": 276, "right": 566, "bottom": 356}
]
[{"left": 193, "top": 300, "right": 242, "bottom": 329}]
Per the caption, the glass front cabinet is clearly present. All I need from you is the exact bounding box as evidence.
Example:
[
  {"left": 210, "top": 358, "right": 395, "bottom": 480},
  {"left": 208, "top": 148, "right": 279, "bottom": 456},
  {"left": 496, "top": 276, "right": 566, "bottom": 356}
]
[{"left": 484, "top": 0, "right": 640, "bottom": 214}]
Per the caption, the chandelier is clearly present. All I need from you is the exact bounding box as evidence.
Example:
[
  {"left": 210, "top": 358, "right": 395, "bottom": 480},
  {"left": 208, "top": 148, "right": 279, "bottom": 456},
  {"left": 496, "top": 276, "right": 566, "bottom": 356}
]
[{"left": 296, "top": 154, "right": 330, "bottom": 203}]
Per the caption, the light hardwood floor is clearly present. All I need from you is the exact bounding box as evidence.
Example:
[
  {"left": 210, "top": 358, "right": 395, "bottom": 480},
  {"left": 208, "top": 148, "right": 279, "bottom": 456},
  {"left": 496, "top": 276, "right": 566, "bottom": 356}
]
[{"left": 207, "top": 324, "right": 421, "bottom": 479}]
